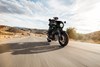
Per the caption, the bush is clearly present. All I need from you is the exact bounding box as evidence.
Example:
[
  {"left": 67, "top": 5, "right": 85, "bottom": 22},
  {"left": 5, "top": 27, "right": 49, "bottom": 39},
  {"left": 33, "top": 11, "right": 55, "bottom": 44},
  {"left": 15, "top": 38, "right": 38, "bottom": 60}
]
[{"left": 66, "top": 27, "right": 77, "bottom": 39}]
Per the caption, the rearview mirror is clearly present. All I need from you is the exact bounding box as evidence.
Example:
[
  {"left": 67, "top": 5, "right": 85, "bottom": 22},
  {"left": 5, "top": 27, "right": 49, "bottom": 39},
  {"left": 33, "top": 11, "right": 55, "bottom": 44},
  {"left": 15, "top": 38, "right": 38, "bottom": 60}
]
[
  {"left": 64, "top": 21, "right": 66, "bottom": 23},
  {"left": 49, "top": 19, "right": 51, "bottom": 21}
]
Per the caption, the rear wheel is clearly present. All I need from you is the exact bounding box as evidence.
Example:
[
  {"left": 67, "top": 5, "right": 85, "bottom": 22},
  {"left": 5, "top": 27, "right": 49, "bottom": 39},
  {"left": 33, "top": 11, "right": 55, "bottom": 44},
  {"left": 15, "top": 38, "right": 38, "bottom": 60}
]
[
  {"left": 59, "top": 31, "right": 69, "bottom": 47},
  {"left": 47, "top": 38, "right": 51, "bottom": 42}
]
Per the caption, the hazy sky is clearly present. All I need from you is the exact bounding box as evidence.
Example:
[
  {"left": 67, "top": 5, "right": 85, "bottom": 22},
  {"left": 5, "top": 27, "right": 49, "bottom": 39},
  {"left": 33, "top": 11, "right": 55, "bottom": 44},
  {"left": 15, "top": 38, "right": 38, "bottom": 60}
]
[{"left": 0, "top": 0, "right": 100, "bottom": 33}]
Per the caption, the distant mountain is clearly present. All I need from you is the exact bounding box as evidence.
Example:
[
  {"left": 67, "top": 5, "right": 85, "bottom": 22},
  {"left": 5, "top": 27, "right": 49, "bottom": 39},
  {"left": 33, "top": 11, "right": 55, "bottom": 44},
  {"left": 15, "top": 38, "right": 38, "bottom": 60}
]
[
  {"left": 76, "top": 31, "right": 100, "bottom": 44},
  {"left": 0, "top": 25, "right": 47, "bottom": 35},
  {"left": 14, "top": 26, "right": 47, "bottom": 34},
  {"left": 0, "top": 25, "right": 25, "bottom": 34},
  {"left": 66, "top": 27, "right": 100, "bottom": 44},
  {"left": 85, "top": 31, "right": 100, "bottom": 42}
]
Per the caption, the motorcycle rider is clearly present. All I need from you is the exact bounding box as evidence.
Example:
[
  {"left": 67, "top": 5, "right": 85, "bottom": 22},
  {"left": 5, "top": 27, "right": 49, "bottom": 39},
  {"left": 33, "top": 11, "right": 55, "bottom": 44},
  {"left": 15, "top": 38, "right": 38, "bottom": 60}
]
[{"left": 47, "top": 17, "right": 60, "bottom": 42}]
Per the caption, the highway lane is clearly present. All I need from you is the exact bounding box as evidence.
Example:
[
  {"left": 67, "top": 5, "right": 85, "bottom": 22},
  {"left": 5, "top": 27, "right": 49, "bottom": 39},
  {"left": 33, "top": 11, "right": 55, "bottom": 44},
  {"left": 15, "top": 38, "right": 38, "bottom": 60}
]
[{"left": 0, "top": 36, "right": 100, "bottom": 67}]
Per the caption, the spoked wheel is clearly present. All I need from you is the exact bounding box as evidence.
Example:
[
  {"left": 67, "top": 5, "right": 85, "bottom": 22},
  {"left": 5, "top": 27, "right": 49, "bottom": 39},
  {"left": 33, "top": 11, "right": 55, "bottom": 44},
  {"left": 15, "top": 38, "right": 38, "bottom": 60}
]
[{"left": 59, "top": 32, "right": 69, "bottom": 47}]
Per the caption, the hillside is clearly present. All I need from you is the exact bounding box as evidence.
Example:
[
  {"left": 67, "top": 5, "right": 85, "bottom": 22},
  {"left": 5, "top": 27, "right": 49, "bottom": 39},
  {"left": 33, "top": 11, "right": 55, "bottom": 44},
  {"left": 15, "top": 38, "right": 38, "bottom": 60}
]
[
  {"left": 0, "top": 25, "right": 29, "bottom": 35},
  {"left": 66, "top": 28, "right": 100, "bottom": 44},
  {"left": 0, "top": 25, "right": 31, "bottom": 41},
  {"left": 85, "top": 31, "right": 100, "bottom": 43},
  {"left": 0, "top": 25, "right": 47, "bottom": 41},
  {"left": 13, "top": 27, "right": 47, "bottom": 34}
]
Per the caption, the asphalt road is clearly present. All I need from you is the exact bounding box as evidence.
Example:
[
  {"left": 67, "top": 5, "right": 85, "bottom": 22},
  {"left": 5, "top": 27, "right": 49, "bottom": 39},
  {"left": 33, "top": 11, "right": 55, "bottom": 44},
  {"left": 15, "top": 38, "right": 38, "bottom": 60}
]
[{"left": 0, "top": 36, "right": 100, "bottom": 67}]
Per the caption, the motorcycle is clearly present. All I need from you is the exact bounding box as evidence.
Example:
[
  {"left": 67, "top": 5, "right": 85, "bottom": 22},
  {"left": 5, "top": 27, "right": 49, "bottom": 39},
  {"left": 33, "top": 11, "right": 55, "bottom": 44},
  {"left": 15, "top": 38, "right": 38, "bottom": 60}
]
[{"left": 47, "top": 20, "right": 69, "bottom": 47}]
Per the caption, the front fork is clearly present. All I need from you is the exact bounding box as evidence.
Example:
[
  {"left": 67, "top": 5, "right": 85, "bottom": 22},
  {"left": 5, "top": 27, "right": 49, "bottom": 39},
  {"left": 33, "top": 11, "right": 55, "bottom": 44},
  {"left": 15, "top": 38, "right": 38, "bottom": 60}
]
[{"left": 57, "top": 29, "right": 62, "bottom": 40}]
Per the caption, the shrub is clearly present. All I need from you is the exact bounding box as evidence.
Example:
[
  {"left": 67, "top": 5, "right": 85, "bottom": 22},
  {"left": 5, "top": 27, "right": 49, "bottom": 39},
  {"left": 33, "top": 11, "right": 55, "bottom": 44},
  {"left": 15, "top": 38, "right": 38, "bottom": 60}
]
[{"left": 66, "top": 27, "right": 77, "bottom": 39}]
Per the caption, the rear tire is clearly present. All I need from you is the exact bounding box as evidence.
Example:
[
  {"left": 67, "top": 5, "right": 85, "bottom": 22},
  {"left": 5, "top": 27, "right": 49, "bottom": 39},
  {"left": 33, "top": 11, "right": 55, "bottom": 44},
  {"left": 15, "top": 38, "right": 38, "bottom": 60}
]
[
  {"left": 47, "top": 38, "right": 51, "bottom": 42},
  {"left": 59, "top": 31, "right": 69, "bottom": 47}
]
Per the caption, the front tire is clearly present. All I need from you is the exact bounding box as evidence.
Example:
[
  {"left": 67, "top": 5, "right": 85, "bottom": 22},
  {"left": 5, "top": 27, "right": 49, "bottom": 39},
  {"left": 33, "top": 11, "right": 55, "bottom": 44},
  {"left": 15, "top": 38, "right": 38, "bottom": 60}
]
[{"left": 59, "top": 31, "right": 69, "bottom": 47}]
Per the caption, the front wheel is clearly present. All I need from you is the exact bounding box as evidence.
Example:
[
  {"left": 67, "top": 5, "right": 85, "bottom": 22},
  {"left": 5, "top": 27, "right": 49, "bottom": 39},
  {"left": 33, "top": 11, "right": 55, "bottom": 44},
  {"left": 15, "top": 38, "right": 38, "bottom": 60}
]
[{"left": 58, "top": 31, "right": 69, "bottom": 47}]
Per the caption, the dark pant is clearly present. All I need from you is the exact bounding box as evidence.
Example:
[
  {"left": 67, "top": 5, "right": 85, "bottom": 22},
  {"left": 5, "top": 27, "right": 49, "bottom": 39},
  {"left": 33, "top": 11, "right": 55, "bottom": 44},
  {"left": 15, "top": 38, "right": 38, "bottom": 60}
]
[{"left": 47, "top": 27, "right": 53, "bottom": 38}]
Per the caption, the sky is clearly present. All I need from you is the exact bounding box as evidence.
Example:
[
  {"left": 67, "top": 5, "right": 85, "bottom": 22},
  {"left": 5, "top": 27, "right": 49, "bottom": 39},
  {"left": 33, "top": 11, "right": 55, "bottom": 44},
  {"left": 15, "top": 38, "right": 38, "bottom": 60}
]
[{"left": 0, "top": 0, "right": 100, "bottom": 33}]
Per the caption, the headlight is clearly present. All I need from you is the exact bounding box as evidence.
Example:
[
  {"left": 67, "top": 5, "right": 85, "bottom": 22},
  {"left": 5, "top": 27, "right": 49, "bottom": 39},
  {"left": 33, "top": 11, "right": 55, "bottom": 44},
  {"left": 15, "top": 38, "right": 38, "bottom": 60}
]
[{"left": 60, "top": 23, "right": 63, "bottom": 27}]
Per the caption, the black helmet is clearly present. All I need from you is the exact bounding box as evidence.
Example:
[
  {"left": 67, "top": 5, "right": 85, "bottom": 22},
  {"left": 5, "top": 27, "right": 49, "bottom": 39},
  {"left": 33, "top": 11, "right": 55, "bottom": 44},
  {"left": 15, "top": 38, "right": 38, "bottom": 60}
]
[{"left": 53, "top": 17, "right": 58, "bottom": 20}]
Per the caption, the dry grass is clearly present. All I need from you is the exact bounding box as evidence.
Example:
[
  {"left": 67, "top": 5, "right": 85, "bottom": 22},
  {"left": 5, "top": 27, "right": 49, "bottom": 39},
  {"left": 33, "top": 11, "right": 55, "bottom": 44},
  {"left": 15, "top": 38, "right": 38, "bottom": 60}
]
[
  {"left": 0, "top": 25, "right": 30, "bottom": 42},
  {"left": 66, "top": 28, "right": 100, "bottom": 44}
]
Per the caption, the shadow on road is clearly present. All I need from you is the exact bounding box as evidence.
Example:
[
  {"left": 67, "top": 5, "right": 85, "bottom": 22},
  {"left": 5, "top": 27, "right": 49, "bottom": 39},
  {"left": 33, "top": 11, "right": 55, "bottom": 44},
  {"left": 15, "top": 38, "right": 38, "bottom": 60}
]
[{"left": 0, "top": 42, "right": 63, "bottom": 55}]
